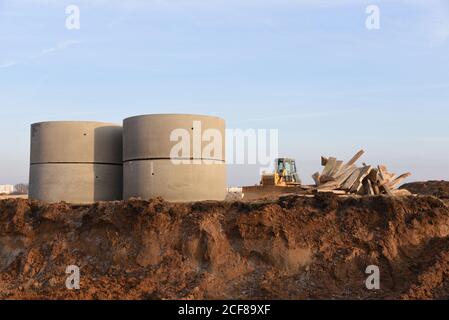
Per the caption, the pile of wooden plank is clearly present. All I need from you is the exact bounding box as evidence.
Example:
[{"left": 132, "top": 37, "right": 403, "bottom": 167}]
[{"left": 312, "top": 150, "right": 412, "bottom": 196}]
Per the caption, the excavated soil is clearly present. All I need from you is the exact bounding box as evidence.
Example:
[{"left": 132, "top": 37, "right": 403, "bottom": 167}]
[
  {"left": 401, "top": 181, "right": 449, "bottom": 200},
  {"left": 1, "top": 194, "right": 449, "bottom": 300}
]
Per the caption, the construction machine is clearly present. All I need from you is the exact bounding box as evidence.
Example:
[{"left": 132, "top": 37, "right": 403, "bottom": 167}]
[
  {"left": 260, "top": 158, "right": 301, "bottom": 186},
  {"left": 242, "top": 158, "right": 305, "bottom": 200}
]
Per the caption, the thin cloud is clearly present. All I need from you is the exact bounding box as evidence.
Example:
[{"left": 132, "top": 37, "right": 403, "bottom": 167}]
[
  {"left": 0, "top": 40, "right": 81, "bottom": 70},
  {"left": 0, "top": 61, "right": 18, "bottom": 69},
  {"left": 36, "top": 40, "right": 81, "bottom": 57}
]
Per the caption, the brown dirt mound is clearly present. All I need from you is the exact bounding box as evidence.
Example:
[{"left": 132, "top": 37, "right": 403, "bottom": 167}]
[
  {"left": 400, "top": 181, "right": 449, "bottom": 199},
  {"left": 1, "top": 195, "right": 449, "bottom": 300}
]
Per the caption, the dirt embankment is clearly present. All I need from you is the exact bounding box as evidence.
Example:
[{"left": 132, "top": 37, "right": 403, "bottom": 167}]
[
  {"left": 1, "top": 194, "right": 449, "bottom": 300},
  {"left": 401, "top": 181, "right": 449, "bottom": 200}
]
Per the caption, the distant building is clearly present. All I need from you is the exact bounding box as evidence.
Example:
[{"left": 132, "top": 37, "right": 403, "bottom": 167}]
[{"left": 0, "top": 185, "right": 15, "bottom": 194}]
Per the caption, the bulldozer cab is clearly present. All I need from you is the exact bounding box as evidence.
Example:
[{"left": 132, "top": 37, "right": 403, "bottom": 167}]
[{"left": 275, "top": 158, "right": 301, "bottom": 185}]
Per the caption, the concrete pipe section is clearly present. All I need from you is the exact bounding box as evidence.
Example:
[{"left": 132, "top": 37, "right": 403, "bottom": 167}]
[
  {"left": 29, "top": 121, "right": 123, "bottom": 204},
  {"left": 123, "top": 114, "right": 227, "bottom": 202}
]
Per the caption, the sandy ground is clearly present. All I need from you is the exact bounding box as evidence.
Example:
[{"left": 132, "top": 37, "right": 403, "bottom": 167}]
[
  {"left": 0, "top": 195, "right": 27, "bottom": 200},
  {"left": 0, "top": 192, "right": 449, "bottom": 300}
]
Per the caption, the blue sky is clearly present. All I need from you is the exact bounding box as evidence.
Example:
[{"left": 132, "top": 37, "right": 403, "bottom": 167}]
[{"left": 1, "top": 0, "right": 449, "bottom": 186}]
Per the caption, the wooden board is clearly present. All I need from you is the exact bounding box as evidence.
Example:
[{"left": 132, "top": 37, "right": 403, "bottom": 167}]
[
  {"left": 316, "top": 189, "right": 348, "bottom": 195},
  {"left": 377, "top": 165, "right": 387, "bottom": 183},
  {"left": 378, "top": 165, "right": 389, "bottom": 180},
  {"left": 383, "top": 184, "right": 394, "bottom": 196},
  {"left": 367, "top": 168, "right": 378, "bottom": 183},
  {"left": 388, "top": 173, "right": 412, "bottom": 189},
  {"left": 321, "top": 156, "right": 328, "bottom": 166},
  {"left": 362, "top": 179, "right": 374, "bottom": 196},
  {"left": 341, "top": 168, "right": 361, "bottom": 190},
  {"left": 321, "top": 157, "right": 337, "bottom": 177},
  {"left": 350, "top": 166, "right": 372, "bottom": 193},
  {"left": 347, "top": 149, "right": 365, "bottom": 166},
  {"left": 334, "top": 165, "right": 357, "bottom": 187},
  {"left": 312, "top": 172, "right": 321, "bottom": 186},
  {"left": 329, "top": 160, "right": 344, "bottom": 178},
  {"left": 317, "top": 180, "right": 339, "bottom": 190},
  {"left": 373, "top": 184, "right": 380, "bottom": 195},
  {"left": 310, "top": 151, "right": 411, "bottom": 197}
]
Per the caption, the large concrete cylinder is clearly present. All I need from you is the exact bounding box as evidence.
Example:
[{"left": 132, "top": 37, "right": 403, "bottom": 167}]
[
  {"left": 123, "top": 114, "right": 226, "bottom": 202},
  {"left": 29, "top": 121, "right": 123, "bottom": 204}
]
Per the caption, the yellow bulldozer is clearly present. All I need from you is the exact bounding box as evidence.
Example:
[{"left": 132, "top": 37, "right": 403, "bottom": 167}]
[
  {"left": 260, "top": 158, "right": 301, "bottom": 186},
  {"left": 242, "top": 158, "right": 303, "bottom": 200}
]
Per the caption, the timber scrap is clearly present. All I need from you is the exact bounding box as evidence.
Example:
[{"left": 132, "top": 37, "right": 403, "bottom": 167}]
[{"left": 312, "top": 149, "right": 412, "bottom": 196}]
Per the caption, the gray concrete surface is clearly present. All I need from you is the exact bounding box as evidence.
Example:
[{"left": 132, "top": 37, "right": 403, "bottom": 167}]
[
  {"left": 123, "top": 160, "right": 226, "bottom": 202},
  {"left": 123, "top": 114, "right": 227, "bottom": 201},
  {"left": 29, "top": 163, "right": 122, "bottom": 204},
  {"left": 29, "top": 121, "right": 123, "bottom": 203},
  {"left": 31, "top": 121, "right": 122, "bottom": 164},
  {"left": 123, "top": 114, "right": 225, "bottom": 161}
]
